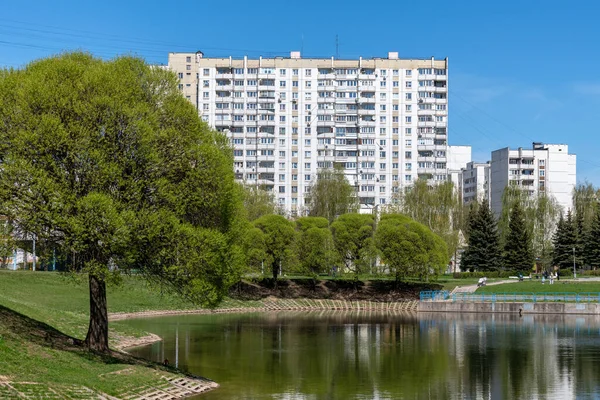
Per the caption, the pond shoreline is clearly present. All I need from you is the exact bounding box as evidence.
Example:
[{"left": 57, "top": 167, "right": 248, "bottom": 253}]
[{"left": 109, "top": 299, "right": 419, "bottom": 322}]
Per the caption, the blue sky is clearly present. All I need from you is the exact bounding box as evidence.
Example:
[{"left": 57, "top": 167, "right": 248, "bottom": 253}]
[{"left": 2, "top": 0, "right": 599, "bottom": 184}]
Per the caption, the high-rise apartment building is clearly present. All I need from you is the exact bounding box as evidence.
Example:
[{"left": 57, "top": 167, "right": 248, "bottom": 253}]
[
  {"left": 490, "top": 143, "right": 576, "bottom": 215},
  {"left": 168, "top": 51, "right": 449, "bottom": 214}
]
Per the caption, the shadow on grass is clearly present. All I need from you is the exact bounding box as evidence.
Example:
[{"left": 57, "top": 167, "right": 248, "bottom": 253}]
[{"left": 0, "top": 304, "right": 183, "bottom": 375}]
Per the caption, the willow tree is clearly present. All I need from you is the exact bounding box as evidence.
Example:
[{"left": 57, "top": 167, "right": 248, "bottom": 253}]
[
  {"left": 389, "top": 179, "right": 464, "bottom": 261},
  {"left": 240, "top": 183, "right": 281, "bottom": 221},
  {"left": 306, "top": 166, "right": 358, "bottom": 223},
  {"left": 0, "top": 53, "right": 245, "bottom": 352}
]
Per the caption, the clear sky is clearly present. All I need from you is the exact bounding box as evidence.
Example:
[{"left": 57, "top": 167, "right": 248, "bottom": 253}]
[{"left": 2, "top": 0, "right": 599, "bottom": 184}]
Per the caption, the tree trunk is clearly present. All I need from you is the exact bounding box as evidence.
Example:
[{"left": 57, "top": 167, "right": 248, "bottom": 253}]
[{"left": 84, "top": 274, "right": 109, "bottom": 352}]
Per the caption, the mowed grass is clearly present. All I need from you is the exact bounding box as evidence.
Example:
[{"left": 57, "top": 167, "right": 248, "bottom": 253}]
[
  {"left": 0, "top": 270, "right": 202, "bottom": 339},
  {"left": 0, "top": 270, "right": 215, "bottom": 397},
  {"left": 476, "top": 280, "right": 600, "bottom": 294}
]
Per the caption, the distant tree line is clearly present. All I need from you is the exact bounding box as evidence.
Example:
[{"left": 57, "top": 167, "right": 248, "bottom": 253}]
[{"left": 460, "top": 182, "right": 600, "bottom": 274}]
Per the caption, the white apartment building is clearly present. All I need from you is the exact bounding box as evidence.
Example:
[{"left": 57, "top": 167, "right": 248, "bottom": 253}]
[
  {"left": 461, "top": 161, "right": 490, "bottom": 205},
  {"left": 490, "top": 142, "right": 576, "bottom": 215},
  {"left": 447, "top": 145, "right": 472, "bottom": 194},
  {"left": 168, "top": 51, "right": 449, "bottom": 214}
]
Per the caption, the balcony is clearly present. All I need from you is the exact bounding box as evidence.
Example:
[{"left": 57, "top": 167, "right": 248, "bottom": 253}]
[
  {"left": 358, "top": 109, "right": 376, "bottom": 116},
  {"left": 215, "top": 85, "right": 233, "bottom": 91},
  {"left": 215, "top": 73, "right": 233, "bottom": 79}
]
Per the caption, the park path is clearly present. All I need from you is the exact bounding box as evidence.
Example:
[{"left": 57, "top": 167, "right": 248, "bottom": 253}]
[{"left": 450, "top": 280, "right": 515, "bottom": 295}]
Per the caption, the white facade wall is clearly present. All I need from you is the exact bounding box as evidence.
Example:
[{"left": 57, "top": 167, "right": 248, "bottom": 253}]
[
  {"left": 447, "top": 145, "right": 472, "bottom": 194},
  {"left": 168, "top": 52, "right": 449, "bottom": 215},
  {"left": 490, "top": 143, "right": 576, "bottom": 216},
  {"left": 462, "top": 161, "right": 490, "bottom": 205}
]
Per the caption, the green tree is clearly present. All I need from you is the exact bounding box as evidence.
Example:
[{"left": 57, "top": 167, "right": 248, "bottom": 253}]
[
  {"left": 389, "top": 179, "right": 464, "bottom": 262},
  {"left": 330, "top": 213, "right": 375, "bottom": 280},
  {"left": 375, "top": 214, "right": 448, "bottom": 282},
  {"left": 0, "top": 53, "right": 245, "bottom": 352},
  {"left": 306, "top": 166, "right": 358, "bottom": 223},
  {"left": 552, "top": 211, "right": 578, "bottom": 270},
  {"left": 0, "top": 218, "right": 16, "bottom": 269},
  {"left": 499, "top": 186, "right": 561, "bottom": 270},
  {"left": 240, "top": 183, "right": 280, "bottom": 221},
  {"left": 503, "top": 202, "right": 533, "bottom": 271},
  {"left": 461, "top": 201, "right": 503, "bottom": 271},
  {"left": 253, "top": 214, "right": 296, "bottom": 282},
  {"left": 583, "top": 202, "right": 600, "bottom": 269},
  {"left": 294, "top": 217, "right": 337, "bottom": 278}
]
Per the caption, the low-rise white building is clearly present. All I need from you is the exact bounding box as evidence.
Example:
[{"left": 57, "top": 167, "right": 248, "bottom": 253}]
[
  {"left": 447, "top": 145, "right": 472, "bottom": 194},
  {"left": 490, "top": 142, "right": 576, "bottom": 215},
  {"left": 462, "top": 161, "right": 490, "bottom": 205}
]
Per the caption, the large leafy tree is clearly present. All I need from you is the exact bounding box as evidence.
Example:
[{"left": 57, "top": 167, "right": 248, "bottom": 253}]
[
  {"left": 252, "top": 214, "right": 296, "bottom": 282},
  {"left": 306, "top": 166, "right": 358, "bottom": 223},
  {"left": 0, "top": 53, "right": 245, "bottom": 352},
  {"left": 375, "top": 214, "right": 448, "bottom": 282},
  {"left": 503, "top": 202, "right": 533, "bottom": 271},
  {"left": 390, "top": 179, "right": 465, "bottom": 263},
  {"left": 294, "top": 217, "right": 337, "bottom": 278},
  {"left": 330, "top": 213, "right": 375, "bottom": 280},
  {"left": 461, "top": 201, "right": 503, "bottom": 271}
]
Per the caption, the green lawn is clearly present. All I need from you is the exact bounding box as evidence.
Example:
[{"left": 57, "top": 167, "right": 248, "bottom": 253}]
[
  {"left": 476, "top": 280, "right": 600, "bottom": 294},
  {"left": 0, "top": 271, "right": 212, "bottom": 398}
]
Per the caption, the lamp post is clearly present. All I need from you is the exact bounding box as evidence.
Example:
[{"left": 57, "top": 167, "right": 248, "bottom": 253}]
[{"left": 573, "top": 247, "right": 576, "bottom": 279}]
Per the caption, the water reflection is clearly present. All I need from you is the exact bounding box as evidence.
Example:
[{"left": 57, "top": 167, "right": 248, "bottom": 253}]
[{"left": 125, "top": 311, "right": 600, "bottom": 400}]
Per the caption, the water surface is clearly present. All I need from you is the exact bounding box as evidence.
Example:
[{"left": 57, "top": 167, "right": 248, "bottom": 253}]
[{"left": 125, "top": 311, "right": 600, "bottom": 399}]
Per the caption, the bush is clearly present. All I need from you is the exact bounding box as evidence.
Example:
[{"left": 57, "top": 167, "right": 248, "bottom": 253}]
[{"left": 451, "top": 270, "right": 530, "bottom": 279}]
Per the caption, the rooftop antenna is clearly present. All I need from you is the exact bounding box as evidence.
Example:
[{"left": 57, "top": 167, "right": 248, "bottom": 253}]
[{"left": 336, "top": 34, "right": 339, "bottom": 59}]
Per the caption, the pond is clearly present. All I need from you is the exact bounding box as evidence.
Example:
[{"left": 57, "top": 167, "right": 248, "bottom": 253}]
[{"left": 125, "top": 311, "right": 600, "bottom": 399}]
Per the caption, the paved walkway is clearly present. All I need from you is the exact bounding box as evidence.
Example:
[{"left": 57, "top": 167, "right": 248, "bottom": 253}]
[
  {"left": 451, "top": 280, "right": 515, "bottom": 295},
  {"left": 0, "top": 376, "right": 218, "bottom": 399}
]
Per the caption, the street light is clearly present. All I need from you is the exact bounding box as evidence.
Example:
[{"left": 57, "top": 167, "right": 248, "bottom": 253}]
[{"left": 573, "top": 247, "right": 576, "bottom": 279}]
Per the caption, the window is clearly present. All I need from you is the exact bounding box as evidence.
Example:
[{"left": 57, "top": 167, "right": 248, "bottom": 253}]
[
  {"left": 305, "top": 174, "right": 311, "bottom": 181},
  {"left": 405, "top": 116, "right": 412, "bottom": 123},
  {"left": 203, "top": 92, "right": 209, "bottom": 98},
  {"left": 280, "top": 69, "right": 286, "bottom": 75},
  {"left": 280, "top": 116, "right": 286, "bottom": 122},
  {"left": 304, "top": 151, "right": 312, "bottom": 157},
  {"left": 405, "top": 93, "right": 412, "bottom": 100},
  {"left": 178, "top": 73, "right": 183, "bottom": 79},
  {"left": 293, "top": 81, "right": 299, "bottom": 87},
  {"left": 305, "top": 139, "right": 311, "bottom": 145},
  {"left": 406, "top": 70, "right": 412, "bottom": 76},
  {"left": 203, "top": 68, "right": 210, "bottom": 76},
  {"left": 405, "top": 175, "right": 412, "bottom": 182},
  {"left": 405, "top": 81, "right": 412, "bottom": 88},
  {"left": 279, "top": 186, "right": 285, "bottom": 193},
  {"left": 234, "top": 68, "right": 244, "bottom": 74},
  {"left": 280, "top": 81, "right": 286, "bottom": 87},
  {"left": 405, "top": 105, "right": 412, "bottom": 111},
  {"left": 305, "top": 69, "right": 312, "bottom": 76},
  {"left": 406, "top": 128, "right": 412, "bottom": 135},
  {"left": 405, "top": 140, "right": 412, "bottom": 146},
  {"left": 405, "top": 151, "right": 412, "bottom": 159},
  {"left": 305, "top": 163, "right": 311, "bottom": 169},
  {"left": 186, "top": 65, "right": 191, "bottom": 71},
  {"left": 393, "top": 81, "right": 399, "bottom": 87},
  {"left": 293, "top": 69, "right": 299, "bottom": 76}
]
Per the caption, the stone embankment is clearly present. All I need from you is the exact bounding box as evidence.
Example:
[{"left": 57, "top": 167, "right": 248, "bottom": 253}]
[{"left": 110, "top": 298, "right": 420, "bottom": 322}]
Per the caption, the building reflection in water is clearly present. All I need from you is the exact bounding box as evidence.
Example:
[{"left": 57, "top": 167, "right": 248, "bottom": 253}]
[{"left": 126, "top": 311, "right": 600, "bottom": 399}]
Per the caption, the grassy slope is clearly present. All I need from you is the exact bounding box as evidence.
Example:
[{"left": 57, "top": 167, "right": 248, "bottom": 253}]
[
  {"left": 0, "top": 271, "right": 205, "bottom": 397},
  {"left": 476, "top": 280, "right": 600, "bottom": 294}
]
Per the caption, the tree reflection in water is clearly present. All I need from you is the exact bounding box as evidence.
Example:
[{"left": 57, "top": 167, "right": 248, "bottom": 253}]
[{"left": 125, "top": 311, "right": 600, "bottom": 400}]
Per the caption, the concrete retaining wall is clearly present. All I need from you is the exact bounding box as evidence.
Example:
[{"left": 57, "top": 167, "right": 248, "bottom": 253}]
[{"left": 418, "top": 301, "right": 600, "bottom": 315}]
